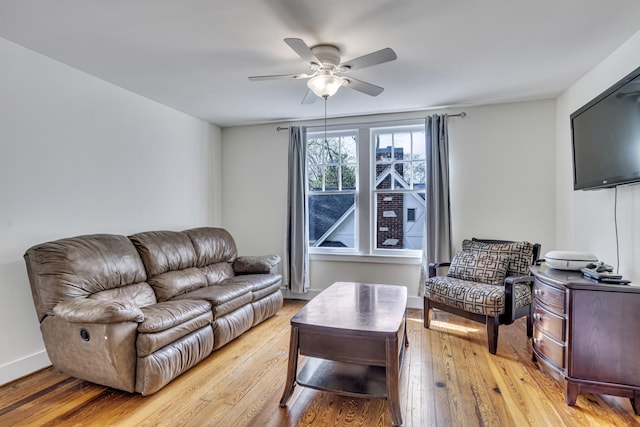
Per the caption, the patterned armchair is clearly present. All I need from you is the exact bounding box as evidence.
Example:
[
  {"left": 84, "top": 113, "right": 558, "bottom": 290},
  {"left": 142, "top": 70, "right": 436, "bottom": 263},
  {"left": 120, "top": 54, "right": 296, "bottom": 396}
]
[{"left": 423, "top": 238, "right": 541, "bottom": 354}]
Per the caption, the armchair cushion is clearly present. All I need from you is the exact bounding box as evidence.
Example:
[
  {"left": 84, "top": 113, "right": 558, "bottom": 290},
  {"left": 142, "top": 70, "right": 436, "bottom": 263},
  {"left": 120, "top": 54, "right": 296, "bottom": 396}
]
[
  {"left": 425, "top": 276, "right": 532, "bottom": 317},
  {"left": 447, "top": 251, "right": 509, "bottom": 285},
  {"left": 462, "top": 239, "right": 534, "bottom": 276}
]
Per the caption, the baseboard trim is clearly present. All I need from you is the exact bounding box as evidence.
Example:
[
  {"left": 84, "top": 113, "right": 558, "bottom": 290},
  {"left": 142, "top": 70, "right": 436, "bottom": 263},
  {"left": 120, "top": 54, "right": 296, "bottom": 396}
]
[
  {"left": 0, "top": 350, "right": 51, "bottom": 387},
  {"left": 407, "top": 296, "right": 422, "bottom": 309}
]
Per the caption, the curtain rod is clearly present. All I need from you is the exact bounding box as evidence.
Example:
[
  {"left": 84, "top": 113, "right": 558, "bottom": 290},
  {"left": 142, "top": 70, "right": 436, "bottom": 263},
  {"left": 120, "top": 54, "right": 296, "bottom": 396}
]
[{"left": 276, "top": 112, "right": 466, "bottom": 131}]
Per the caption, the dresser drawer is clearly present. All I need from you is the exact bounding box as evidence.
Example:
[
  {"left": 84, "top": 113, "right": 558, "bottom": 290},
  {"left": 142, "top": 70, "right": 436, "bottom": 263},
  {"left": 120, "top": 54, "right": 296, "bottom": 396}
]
[
  {"left": 533, "top": 330, "right": 565, "bottom": 369},
  {"left": 533, "top": 279, "right": 565, "bottom": 314},
  {"left": 533, "top": 304, "right": 565, "bottom": 343}
]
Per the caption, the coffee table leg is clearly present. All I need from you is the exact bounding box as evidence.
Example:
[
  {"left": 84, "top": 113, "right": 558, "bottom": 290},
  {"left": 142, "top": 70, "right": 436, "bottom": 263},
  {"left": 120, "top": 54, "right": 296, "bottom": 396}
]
[
  {"left": 404, "top": 313, "right": 409, "bottom": 347},
  {"left": 386, "top": 336, "right": 402, "bottom": 426},
  {"left": 279, "top": 325, "right": 299, "bottom": 407}
]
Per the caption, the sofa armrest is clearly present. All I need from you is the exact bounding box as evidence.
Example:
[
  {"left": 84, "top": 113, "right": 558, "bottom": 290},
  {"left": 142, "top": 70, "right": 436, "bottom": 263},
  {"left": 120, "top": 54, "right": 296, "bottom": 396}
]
[
  {"left": 428, "top": 262, "right": 451, "bottom": 278},
  {"left": 233, "top": 255, "right": 281, "bottom": 275},
  {"left": 53, "top": 298, "right": 144, "bottom": 323}
]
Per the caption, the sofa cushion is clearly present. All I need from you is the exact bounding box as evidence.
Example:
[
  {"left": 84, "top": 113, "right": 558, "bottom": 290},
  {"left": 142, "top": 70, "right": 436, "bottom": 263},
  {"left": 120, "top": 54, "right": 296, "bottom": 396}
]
[
  {"left": 251, "top": 281, "right": 283, "bottom": 302},
  {"left": 447, "top": 251, "right": 509, "bottom": 285},
  {"left": 221, "top": 274, "right": 282, "bottom": 293},
  {"left": 24, "top": 234, "right": 148, "bottom": 321},
  {"left": 184, "top": 227, "right": 237, "bottom": 267},
  {"left": 200, "top": 263, "right": 235, "bottom": 285},
  {"left": 171, "top": 283, "right": 252, "bottom": 306},
  {"left": 89, "top": 282, "right": 157, "bottom": 308},
  {"left": 136, "top": 311, "right": 213, "bottom": 357},
  {"left": 138, "top": 300, "right": 211, "bottom": 333},
  {"left": 171, "top": 284, "right": 252, "bottom": 319},
  {"left": 462, "top": 239, "right": 534, "bottom": 276},
  {"left": 210, "top": 292, "right": 252, "bottom": 319},
  {"left": 148, "top": 267, "right": 208, "bottom": 302},
  {"left": 129, "top": 231, "right": 197, "bottom": 277}
]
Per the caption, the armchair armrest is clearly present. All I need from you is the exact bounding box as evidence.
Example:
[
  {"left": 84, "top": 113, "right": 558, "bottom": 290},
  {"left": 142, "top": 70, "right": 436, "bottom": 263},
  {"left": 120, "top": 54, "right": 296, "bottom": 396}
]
[
  {"left": 503, "top": 275, "right": 534, "bottom": 321},
  {"left": 428, "top": 261, "right": 451, "bottom": 278},
  {"left": 233, "top": 255, "right": 281, "bottom": 275},
  {"left": 504, "top": 275, "right": 534, "bottom": 288},
  {"left": 53, "top": 298, "right": 144, "bottom": 323}
]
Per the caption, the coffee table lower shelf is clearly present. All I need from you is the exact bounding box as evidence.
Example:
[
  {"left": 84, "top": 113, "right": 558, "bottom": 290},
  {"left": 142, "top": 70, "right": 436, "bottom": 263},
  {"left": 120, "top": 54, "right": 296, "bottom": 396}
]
[{"left": 297, "top": 357, "right": 388, "bottom": 398}]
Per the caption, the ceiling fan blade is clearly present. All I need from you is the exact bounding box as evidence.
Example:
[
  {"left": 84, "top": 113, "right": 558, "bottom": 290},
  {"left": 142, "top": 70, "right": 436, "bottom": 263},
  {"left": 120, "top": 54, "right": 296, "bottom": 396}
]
[
  {"left": 340, "top": 48, "right": 397, "bottom": 71},
  {"left": 301, "top": 89, "right": 317, "bottom": 104},
  {"left": 284, "top": 38, "right": 321, "bottom": 64},
  {"left": 343, "top": 78, "right": 384, "bottom": 96},
  {"left": 248, "top": 73, "right": 312, "bottom": 81}
]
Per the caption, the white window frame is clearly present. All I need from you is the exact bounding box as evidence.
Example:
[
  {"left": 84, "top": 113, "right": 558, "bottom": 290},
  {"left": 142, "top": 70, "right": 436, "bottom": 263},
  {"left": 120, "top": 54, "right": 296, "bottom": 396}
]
[
  {"left": 370, "top": 124, "right": 425, "bottom": 258},
  {"left": 306, "top": 121, "right": 425, "bottom": 260},
  {"left": 307, "top": 129, "right": 359, "bottom": 255}
]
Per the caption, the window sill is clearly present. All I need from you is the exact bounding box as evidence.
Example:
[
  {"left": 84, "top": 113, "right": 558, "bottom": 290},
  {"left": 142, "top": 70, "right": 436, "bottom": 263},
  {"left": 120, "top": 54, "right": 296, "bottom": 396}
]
[{"left": 310, "top": 252, "right": 421, "bottom": 265}]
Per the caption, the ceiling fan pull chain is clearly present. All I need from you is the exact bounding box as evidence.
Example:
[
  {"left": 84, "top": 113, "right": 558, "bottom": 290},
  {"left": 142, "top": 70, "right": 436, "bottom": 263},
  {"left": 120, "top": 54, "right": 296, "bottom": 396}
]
[{"left": 324, "top": 96, "right": 328, "bottom": 145}]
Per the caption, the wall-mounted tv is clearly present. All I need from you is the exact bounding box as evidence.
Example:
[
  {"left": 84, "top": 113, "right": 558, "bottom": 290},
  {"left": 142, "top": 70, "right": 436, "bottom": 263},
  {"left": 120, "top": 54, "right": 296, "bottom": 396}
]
[{"left": 571, "top": 65, "right": 640, "bottom": 190}]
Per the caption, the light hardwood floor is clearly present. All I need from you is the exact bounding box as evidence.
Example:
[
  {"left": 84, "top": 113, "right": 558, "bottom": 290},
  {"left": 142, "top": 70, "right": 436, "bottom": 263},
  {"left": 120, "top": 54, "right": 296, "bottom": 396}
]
[{"left": 1, "top": 299, "right": 638, "bottom": 426}]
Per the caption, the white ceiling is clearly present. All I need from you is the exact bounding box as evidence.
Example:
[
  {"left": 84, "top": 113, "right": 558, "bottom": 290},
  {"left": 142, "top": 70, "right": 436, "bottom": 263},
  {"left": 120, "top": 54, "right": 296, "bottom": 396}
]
[{"left": 1, "top": 1, "right": 640, "bottom": 127}]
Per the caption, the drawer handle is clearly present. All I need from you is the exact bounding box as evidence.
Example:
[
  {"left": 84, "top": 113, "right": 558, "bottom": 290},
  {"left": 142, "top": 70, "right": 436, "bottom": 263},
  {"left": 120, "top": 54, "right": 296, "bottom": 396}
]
[
  {"left": 533, "top": 313, "right": 542, "bottom": 320},
  {"left": 534, "top": 289, "right": 543, "bottom": 296},
  {"left": 532, "top": 337, "right": 542, "bottom": 344}
]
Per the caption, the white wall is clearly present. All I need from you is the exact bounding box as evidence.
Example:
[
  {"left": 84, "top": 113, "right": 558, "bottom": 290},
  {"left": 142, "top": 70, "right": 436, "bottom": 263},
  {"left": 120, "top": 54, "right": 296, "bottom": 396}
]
[
  {"left": 222, "top": 100, "right": 556, "bottom": 307},
  {"left": 0, "top": 37, "right": 222, "bottom": 385},
  {"left": 556, "top": 29, "right": 640, "bottom": 281},
  {"left": 449, "top": 101, "right": 556, "bottom": 249}
]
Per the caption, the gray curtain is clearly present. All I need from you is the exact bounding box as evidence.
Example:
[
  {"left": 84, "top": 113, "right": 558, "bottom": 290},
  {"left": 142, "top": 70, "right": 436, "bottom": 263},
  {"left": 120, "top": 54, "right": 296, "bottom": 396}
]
[
  {"left": 420, "top": 114, "right": 452, "bottom": 293},
  {"left": 285, "top": 126, "right": 309, "bottom": 292}
]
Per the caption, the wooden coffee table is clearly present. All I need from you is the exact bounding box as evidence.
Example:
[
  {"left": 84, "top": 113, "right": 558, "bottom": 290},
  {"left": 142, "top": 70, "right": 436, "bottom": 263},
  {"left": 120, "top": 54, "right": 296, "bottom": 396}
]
[{"left": 279, "top": 282, "right": 408, "bottom": 426}]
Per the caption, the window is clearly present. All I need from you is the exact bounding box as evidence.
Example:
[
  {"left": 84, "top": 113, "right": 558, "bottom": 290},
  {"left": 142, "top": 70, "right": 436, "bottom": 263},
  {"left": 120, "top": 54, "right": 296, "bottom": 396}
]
[
  {"left": 307, "top": 123, "right": 425, "bottom": 256},
  {"left": 373, "top": 126, "right": 426, "bottom": 252},
  {"left": 307, "top": 130, "right": 357, "bottom": 249}
]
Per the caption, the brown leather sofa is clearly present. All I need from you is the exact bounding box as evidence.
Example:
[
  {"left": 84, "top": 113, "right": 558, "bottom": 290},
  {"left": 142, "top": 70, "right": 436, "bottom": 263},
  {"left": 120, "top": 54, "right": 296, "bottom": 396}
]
[{"left": 24, "top": 227, "right": 283, "bottom": 395}]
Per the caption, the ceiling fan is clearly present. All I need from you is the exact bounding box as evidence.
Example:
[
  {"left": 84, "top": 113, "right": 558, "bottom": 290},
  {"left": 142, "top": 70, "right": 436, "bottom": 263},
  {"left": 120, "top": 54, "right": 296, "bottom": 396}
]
[{"left": 249, "top": 38, "right": 397, "bottom": 103}]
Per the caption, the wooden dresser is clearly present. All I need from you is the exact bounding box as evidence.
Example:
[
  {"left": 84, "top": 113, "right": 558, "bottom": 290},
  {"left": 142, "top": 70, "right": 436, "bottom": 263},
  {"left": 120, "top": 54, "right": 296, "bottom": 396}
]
[{"left": 530, "top": 265, "right": 640, "bottom": 415}]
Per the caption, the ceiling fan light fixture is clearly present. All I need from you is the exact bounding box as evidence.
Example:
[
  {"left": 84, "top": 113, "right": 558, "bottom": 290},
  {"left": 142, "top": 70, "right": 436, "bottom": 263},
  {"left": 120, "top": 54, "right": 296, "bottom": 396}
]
[{"left": 307, "top": 73, "right": 344, "bottom": 98}]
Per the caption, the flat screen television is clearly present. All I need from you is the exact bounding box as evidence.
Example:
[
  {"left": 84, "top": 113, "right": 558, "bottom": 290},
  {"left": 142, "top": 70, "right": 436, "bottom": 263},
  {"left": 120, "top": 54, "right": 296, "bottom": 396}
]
[{"left": 571, "top": 65, "right": 640, "bottom": 190}]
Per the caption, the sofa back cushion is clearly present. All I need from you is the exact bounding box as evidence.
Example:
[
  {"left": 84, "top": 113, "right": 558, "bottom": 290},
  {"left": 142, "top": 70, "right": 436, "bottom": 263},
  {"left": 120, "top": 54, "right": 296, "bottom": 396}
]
[
  {"left": 129, "top": 231, "right": 197, "bottom": 277},
  {"left": 129, "top": 228, "right": 242, "bottom": 301},
  {"left": 185, "top": 227, "right": 237, "bottom": 284},
  {"left": 185, "top": 227, "right": 237, "bottom": 265},
  {"left": 24, "top": 234, "right": 148, "bottom": 321},
  {"left": 130, "top": 231, "right": 206, "bottom": 301}
]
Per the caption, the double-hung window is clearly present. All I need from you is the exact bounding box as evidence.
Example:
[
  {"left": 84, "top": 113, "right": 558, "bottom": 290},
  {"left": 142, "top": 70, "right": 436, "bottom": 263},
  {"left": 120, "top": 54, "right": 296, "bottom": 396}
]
[
  {"left": 307, "top": 122, "right": 426, "bottom": 257},
  {"left": 307, "top": 130, "right": 358, "bottom": 250}
]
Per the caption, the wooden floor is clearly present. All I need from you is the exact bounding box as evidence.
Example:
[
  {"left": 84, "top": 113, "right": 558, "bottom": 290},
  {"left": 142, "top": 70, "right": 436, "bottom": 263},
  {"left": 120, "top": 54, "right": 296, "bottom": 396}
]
[{"left": 1, "top": 299, "right": 638, "bottom": 426}]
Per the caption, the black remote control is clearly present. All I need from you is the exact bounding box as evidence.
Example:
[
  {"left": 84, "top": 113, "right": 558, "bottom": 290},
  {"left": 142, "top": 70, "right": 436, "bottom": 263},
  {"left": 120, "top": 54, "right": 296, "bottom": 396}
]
[{"left": 600, "top": 277, "right": 631, "bottom": 285}]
